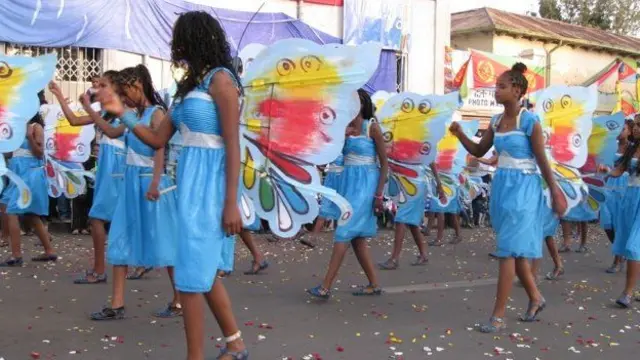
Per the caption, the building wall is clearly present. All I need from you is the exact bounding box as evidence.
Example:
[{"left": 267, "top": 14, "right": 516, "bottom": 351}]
[
  {"left": 451, "top": 32, "right": 494, "bottom": 53},
  {"left": 492, "top": 35, "right": 630, "bottom": 91}
]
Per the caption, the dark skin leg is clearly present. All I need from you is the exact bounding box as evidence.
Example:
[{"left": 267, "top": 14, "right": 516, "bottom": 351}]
[
  {"left": 239, "top": 229, "right": 264, "bottom": 272},
  {"left": 89, "top": 218, "right": 107, "bottom": 277},
  {"left": 321, "top": 242, "right": 350, "bottom": 289},
  {"left": 352, "top": 237, "right": 379, "bottom": 286},
  {"left": 622, "top": 260, "right": 639, "bottom": 296}
]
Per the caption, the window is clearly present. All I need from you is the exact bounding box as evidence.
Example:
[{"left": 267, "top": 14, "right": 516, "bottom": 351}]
[
  {"left": 396, "top": 51, "right": 408, "bottom": 92},
  {"left": 4, "top": 43, "right": 103, "bottom": 82}
]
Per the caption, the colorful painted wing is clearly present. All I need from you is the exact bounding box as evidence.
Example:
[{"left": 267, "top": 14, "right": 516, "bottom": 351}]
[
  {"left": 378, "top": 92, "right": 461, "bottom": 165},
  {"left": 41, "top": 103, "right": 97, "bottom": 199},
  {"left": 0, "top": 156, "right": 31, "bottom": 209},
  {"left": 41, "top": 103, "right": 97, "bottom": 163},
  {"left": 378, "top": 92, "right": 461, "bottom": 204},
  {"left": 432, "top": 118, "right": 479, "bottom": 206},
  {"left": 386, "top": 162, "right": 426, "bottom": 204},
  {"left": 240, "top": 39, "right": 381, "bottom": 237},
  {"left": 535, "top": 85, "right": 598, "bottom": 169},
  {"left": 580, "top": 112, "right": 625, "bottom": 211},
  {"left": 371, "top": 90, "right": 393, "bottom": 112},
  {"left": 0, "top": 54, "right": 57, "bottom": 153},
  {"left": 581, "top": 112, "right": 625, "bottom": 173}
]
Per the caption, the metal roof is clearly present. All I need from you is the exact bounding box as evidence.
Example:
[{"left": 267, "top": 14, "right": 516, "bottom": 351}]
[{"left": 452, "top": 8, "right": 640, "bottom": 57}]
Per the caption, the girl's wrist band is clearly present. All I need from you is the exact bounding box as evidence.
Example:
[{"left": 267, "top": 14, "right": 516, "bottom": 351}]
[{"left": 121, "top": 111, "right": 138, "bottom": 130}]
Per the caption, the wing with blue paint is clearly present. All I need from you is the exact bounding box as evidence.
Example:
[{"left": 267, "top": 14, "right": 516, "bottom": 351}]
[
  {"left": 378, "top": 92, "right": 460, "bottom": 204},
  {"left": 240, "top": 39, "right": 381, "bottom": 237},
  {"left": 0, "top": 54, "right": 56, "bottom": 208},
  {"left": 41, "top": 103, "right": 96, "bottom": 198},
  {"left": 536, "top": 85, "right": 598, "bottom": 215},
  {"left": 580, "top": 112, "right": 625, "bottom": 212}
]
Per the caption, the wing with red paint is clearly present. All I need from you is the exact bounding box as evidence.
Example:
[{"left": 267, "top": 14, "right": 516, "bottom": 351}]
[
  {"left": 239, "top": 39, "right": 381, "bottom": 237},
  {"left": 378, "top": 92, "right": 461, "bottom": 166},
  {"left": 535, "top": 85, "right": 597, "bottom": 169},
  {"left": 581, "top": 112, "right": 625, "bottom": 173},
  {"left": 0, "top": 54, "right": 56, "bottom": 153},
  {"left": 434, "top": 117, "right": 479, "bottom": 175},
  {"left": 42, "top": 103, "right": 97, "bottom": 163}
]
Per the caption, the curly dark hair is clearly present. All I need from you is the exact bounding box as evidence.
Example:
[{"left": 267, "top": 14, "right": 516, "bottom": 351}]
[
  {"left": 171, "top": 11, "right": 241, "bottom": 100},
  {"left": 502, "top": 62, "right": 529, "bottom": 100},
  {"left": 116, "top": 65, "right": 167, "bottom": 112}
]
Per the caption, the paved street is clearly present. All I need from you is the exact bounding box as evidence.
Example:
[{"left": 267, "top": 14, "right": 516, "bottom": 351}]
[{"left": 1, "top": 225, "right": 639, "bottom": 360}]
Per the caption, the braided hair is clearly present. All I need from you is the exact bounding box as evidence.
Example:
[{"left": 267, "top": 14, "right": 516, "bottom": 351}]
[
  {"left": 171, "top": 11, "right": 242, "bottom": 100},
  {"left": 117, "top": 65, "right": 167, "bottom": 112},
  {"left": 504, "top": 62, "right": 529, "bottom": 99},
  {"left": 357, "top": 88, "right": 375, "bottom": 120}
]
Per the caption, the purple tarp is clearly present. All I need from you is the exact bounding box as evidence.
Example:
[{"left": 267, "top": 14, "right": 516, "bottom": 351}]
[{"left": 0, "top": 0, "right": 396, "bottom": 91}]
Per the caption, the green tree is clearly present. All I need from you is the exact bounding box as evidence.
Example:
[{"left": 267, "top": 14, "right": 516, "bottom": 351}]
[{"left": 538, "top": 0, "right": 640, "bottom": 35}]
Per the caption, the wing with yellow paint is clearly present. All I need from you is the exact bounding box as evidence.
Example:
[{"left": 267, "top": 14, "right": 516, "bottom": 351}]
[
  {"left": 42, "top": 103, "right": 97, "bottom": 163},
  {"left": 239, "top": 39, "right": 381, "bottom": 238},
  {"left": 535, "top": 85, "right": 597, "bottom": 169},
  {"left": 378, "top": 92, "right": 461, "bottom": 166},
  {"left": 0, "top": 54, "right": 57, "bottom": 153}
]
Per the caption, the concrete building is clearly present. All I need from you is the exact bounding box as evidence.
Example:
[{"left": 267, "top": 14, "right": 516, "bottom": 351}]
[{"left": 451, "top": 7, "right": 640, "bottom": 119}]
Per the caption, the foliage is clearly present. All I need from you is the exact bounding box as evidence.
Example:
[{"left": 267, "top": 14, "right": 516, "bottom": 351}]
[{"left": 537, "top": 0, "right": 640, "bottom": 35}]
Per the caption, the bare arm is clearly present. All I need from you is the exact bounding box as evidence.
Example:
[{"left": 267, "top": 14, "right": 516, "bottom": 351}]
[
  {"left": 530, "top": 123, "right": 558, "bottom": 191},
  {"left": 83, "top": 105, "right": 126, "bottom": 139},
  {"left": 370, "top": 123, "right": 389, "bottom": 196},
  {"left": 28, "top": 124, "right": 45, "bottom": 159},
  {"left": 211, "top": 71, "right": 241, "bottom": 211},
  {"left": 129, "top": 113, "right": 175, "bottom": 149},
  {"left": 49, "top": 82, "right": 93, "bottom": 126},
  {"left": 457, "top": 126, "right": 495, "bottom": 158},
  {"left": 149, "top": 109, "right": 166, "bottom": 192},
  {"left": 429, "top": 163, "right": 443, "bottom": 189}
]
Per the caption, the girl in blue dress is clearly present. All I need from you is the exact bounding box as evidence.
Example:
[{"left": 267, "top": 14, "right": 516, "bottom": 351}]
[
  {"left": 606, "top": 114, "right": 640, "bottom": 308},
  {"left": 451, "top": 63, "right": 565, "bottom": 332},
  {"left": 601, "top": 120, "right": 631, "bottom": 273},
  {"left": 49, "top": 74, "right": 127, "bottom": 284},
  {"left": 308, "top": 89, "right": 388, "bottom": 299},
  {"left": 379, "top": 164, "right": 446, "bottom": 269},
  {"left": 0, "top": 115, "right": 57, "bottom": 267},
  {"left": 299, "top": 156, "right": 344, "bottom": 249},
  {"left": 90, "top": 66, "right": 180, "bottom": 320},
  {"left": 96, "top": 12, "right": 247, "bottom": 359}
]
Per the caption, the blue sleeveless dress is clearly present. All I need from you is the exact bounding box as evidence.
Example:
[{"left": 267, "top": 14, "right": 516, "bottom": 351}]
[
  {"left": 1, "top": 125, "right": 49, "bottom": 215},
  {"left": 612, "top": 159, "right": 640, "bottom": 261},
  {"left": 88, "top": 116, "right": 126, "bottom": 222},
  {"left": 542, "top": 204, "right": 559, "bottom": 239},
  {"left": 335, "top": 120, "right": 380, "bottom": 242},
  {"left": 107, "top": 106, "right": 178, "bottom": 267},
  {"left": 395, "top": 165, "right": 428, "bottom": 226},
  {"left": 490, "top": 110, "right": 545, "bottom": 259},
  {"left": 219, "top": 236, "right": 236, "bottom": 273},
  {"left": 600, "top": 153, "right": 628, "bottom": 230},
  {"left": 170, "top": 67, "right": 237, "bottom": 292},
  {"left": 319, "top": 155, "right": 344, "bottom": 220}
]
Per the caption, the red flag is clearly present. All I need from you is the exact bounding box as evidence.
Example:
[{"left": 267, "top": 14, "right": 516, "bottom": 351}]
[
  {"left": 452, "top": 58, "right": 470, "bottom": 89},
  {"left": 471, "top": 50, "right": 545, "bottom": 92}
]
